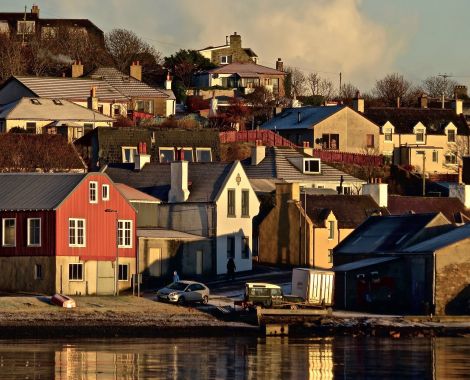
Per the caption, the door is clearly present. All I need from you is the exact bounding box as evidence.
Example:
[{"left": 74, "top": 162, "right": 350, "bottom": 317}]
[
  {"left": 196, "top": 250, "right": 203, "bottom": 275},
  {"left": 96, "top": 261, "right": 115, "bottom": 295},
  {"left": 148, "top": 248, "right": 162, "bottom": 277}
]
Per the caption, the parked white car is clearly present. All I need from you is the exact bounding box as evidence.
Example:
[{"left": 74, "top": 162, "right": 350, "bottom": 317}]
[{"left": 156, "top": 281, "right": 210, "bottom": 305}]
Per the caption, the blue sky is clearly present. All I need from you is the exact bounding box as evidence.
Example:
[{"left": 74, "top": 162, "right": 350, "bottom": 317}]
[{"left": 1, "top": 0, "right": 469, "bottom": 91}]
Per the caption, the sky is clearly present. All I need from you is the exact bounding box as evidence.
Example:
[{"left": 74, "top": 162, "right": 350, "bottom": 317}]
[{"left": 2, "top": 0, "right": 470, "bottom": 92}]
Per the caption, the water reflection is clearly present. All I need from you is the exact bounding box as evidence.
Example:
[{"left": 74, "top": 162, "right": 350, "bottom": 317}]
[{"left": 0, "top": 336, "right": 468, "bottom": 379}]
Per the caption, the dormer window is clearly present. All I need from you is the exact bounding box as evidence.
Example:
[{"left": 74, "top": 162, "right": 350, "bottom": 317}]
[
  {"left": 415, "top": 128, "right": 425, "bottom": 143},
  {"left": 303, "top": 158, "right": 321, "bottom": 174},
  {"left": 220, "top": 55, "right": 232, "bottom": 64}
]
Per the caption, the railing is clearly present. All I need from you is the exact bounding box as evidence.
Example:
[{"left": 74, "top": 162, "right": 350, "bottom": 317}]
[
  {"left": 427, "top": 173, "right": 459, "bottom": 183},
  {"left": 312, "top": 149, "right": 384, "bottom": 167},
  {"left": 219, "top": 130, "right": 297, "bottom": 147}
]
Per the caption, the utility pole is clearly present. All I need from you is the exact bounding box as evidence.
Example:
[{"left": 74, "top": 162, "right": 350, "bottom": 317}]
[
  {"left": 339, "top": 72, "right": 342, "bottom": 99},
  {"left": 438, "top": 73, "right": 453, "bottom": 109}
]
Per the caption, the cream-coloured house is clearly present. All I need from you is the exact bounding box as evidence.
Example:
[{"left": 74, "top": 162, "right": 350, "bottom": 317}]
[
  {"left": 0, "top": 97, "right": 114, "bottom": 141},
  {"left": 364, "top": 99, "right": 470, "bottom": 174},
  {"left": 105, "top": 159, "right": 260, "bottom": 275}
]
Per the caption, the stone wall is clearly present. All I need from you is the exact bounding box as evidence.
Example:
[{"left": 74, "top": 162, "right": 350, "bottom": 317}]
[{"left": 436, "top": 261, "right": 470, "bottom": 315}]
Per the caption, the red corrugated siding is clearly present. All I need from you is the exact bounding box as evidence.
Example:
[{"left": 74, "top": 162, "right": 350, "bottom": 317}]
[
  {"left": 0, "top": 210, "right": 55, "bottom": 257},
  {"left": 55, "top": 173, "right": 136, "bottom": 260}
]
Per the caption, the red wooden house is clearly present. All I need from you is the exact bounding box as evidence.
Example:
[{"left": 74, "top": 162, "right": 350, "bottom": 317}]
[{"left": 0, "top": 173, "right": 136, "bottom": 295}]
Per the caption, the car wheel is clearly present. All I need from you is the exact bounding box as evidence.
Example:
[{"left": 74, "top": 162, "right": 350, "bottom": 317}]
[
  {"left": 201, "top": 295, "right": 209, "bottom": 304},
  {"left": 177, "top": 296, "right": 186, "bottom": 306}
]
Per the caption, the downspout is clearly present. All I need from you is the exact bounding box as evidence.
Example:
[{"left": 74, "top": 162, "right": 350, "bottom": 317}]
[
  {"left": 432, "top": 252, "right": 436, "bottom": 317},
  {"left": 344, "top": 272, "right": 347, "bottom": 309}
]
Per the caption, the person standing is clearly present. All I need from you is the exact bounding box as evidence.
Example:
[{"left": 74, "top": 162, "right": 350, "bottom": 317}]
[
  {"left": 227, "top": 258, "right": 236, "bottom": 281},
  {"left": 173, "top": 271, "right": 180, "bottom": 283}
]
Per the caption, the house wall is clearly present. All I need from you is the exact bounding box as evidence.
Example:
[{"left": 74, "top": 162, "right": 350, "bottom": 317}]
[
  {"left": 73, "top": 100, "right": 128, "bottom": 117},
  {"left": 215, "top": 161, "right": 260, "bottom": 274},
  {"left": 132, "top": 202, "right": 158, "bottom": 228},
  {"left": 209, "top": 47, "right": 253, "bottom": 65},
  {"left": 435, "top": 241, "right": 470, "bottom": 315},
  {"left": 0, "top": 80, "right": 35, "bottom": 105},
  {"left": 312, "top": 213, "right": 341, "bottom": 270},
  {"left": 313, "top": 108, "right": 380, "bottom": 154},
  {"left": 4, "top": 119, "right": 112, "bottom": 133},
  {"left": 157, "top": 203, "right": 214, "bottom": 237}
]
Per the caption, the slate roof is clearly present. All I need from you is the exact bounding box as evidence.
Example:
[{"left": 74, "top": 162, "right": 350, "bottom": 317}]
[
  {"left": 242, "top": 146, "right": 364, "bottom": 185},
  {"left": 105, "top": 162, "right": 234, "bottom": 203},
  {"left": 303, "top": 195, "right": 388, "bottom": 229},
  {"left": 0, "top": 173, "right": 85, "bottom": 210},
  {"left": 89, "top": 67, "right": 175, "bottom": 100},
  {"left": 333, "top": 257, "right": 398, "bottom": 272},
  {"left": 402, "top": 224, "right": 470, "bottom": 253},
  {"left": 207, "top": 62, "right": 285, "bottom": 76},
  {"left": 387, "top": 195, "right": 470, "bottom": 224},
  {"left": 9, "top": 76, "right": 128, "bottom": 102},
  {"left": 364, "top": 107, "right": 470, "bottom": 135},
  {"left": 261, "top": 106, "right": 347, "bottom": 131},
  {"left": 334, "top": 213, "right": 448, "bottom": 255},
  {"left": 0, "top": 97, "right": 113, "bottom": 122},
  {"left": 137, "top": 228, "right": 207, "bottom": 240}
]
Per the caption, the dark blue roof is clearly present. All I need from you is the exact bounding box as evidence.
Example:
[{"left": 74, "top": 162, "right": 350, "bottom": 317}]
[{"left": 261, "top": 105, "right": 345, "bottom": 131}]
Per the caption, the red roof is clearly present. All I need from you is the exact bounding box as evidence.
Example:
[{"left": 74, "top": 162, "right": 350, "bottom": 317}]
[
  {"left": 208, "top": 62, "right": 285, "bottom": 76},
  {"left": 116, "top": 183, "right": 161, "bottom": 203}
]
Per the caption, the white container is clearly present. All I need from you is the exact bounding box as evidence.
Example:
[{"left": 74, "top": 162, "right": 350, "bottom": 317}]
[{"left": 291, "top": 268, "right": 334, "bottom": 307}]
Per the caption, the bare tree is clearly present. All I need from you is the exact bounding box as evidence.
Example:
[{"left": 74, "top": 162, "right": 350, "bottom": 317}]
[
  {"left": 422, "top": 76, "right": 459, "bottom": 98},
  {"left": 0, "top": 33, "right": 26, "bottom": 82},
  {"left": 373, "top": 73, "right": 416, "bottom": 106},
  {"left": 340, "top": 82, "right": 359, "bottom": 101},
  {"left": 307, "top": 72, "right": 334, "bottom": 101},
  {"left": 285, "top": 67, "right": 306, "bottom": 98}
]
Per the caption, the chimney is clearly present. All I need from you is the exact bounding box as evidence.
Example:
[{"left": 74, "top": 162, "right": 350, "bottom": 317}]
[
  {"left": 276, "top": 58, "right": 284, "bottom": 72},
  {"left": 276, "top": 182, "right": 300, "bottom": 205},
  {"left": 251, "top": 141, "right": 266, "bottom": 165},
  {"left": 165, "top": 72, "right": 172, "bottom": 90},
  {"left": 71, "top": 60, "right": 83, "bottom": 78},
  {"left": 419, "top": 93, "right": 428, "bottom": 109},
  {"left": 87, "top": 87, "right": 98, "bottom": 111},
  {"left": 31, "top": 5, "right": 39, "bottom": 16},
  {"left": 362, "top": 181, "right": 388, "bottom": 207},
  {"left": 130, "top": 61, "right": 142, "bottom": 81},
  {"left": 352, "top": 91, "right": 364, "bottom": 113},
  {"left": 450, "top": 184, "right": 470, "bottom": 208},
  {"left": 225, "top": 35, "right": 229, "bottom": 45},
  {"left": 454, "top": 85, "right": 468, "bottom": 99},
  {"left": 229, "top": 32, "right": 242, "bottom": 48},
  {"left": 169, "top": 161, "right": 190, "bottom": 203},
  {"left": 134, "top": 142, "right": 151, "bottom": 171},
  {"left": 453, "top": 98, "right": 463, "bottom": 115},
  {"left": 396, "top": 97, "right": 400, "bottom": 109},
  {"left": 302, "top": 141, "right": 313, "bottom": 157}
]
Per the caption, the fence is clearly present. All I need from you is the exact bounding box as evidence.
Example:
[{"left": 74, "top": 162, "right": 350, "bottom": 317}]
[
  {"left": 219, "top": 130, "right": 296, "bottom": 147},
  {"left": 311, "top": 149, "right": 384, "bottom": 167}
]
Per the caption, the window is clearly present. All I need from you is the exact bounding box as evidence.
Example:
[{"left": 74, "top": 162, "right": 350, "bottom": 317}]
[
  {"left": 0, "top": 21, "right": 9, "bottom": 34},
  {"left": 17, "top": 20, "right": 35, "bottom": 35},
  {"left": 134, "top": 100, "right": 153, "bottom": 114},
  {"left": 432, "top": 150, "right": 439, "bottom": 163},
  {"left": 445, "top": 152, "right": 457, "bottom": 165},
  {"left": 366, "top": 134, "right": 375, "bottom": 148},
  {"left": 30, "top": 99, "right": 41, "bottom": 105},
  {"left": 118, "top": 264, "right": 129, "bottom": 281},
  {"left": 322, "top": 134, "right": 340, "bottom": 150},
  {"left": 113, "top": 106, "right": 121, "bottom": 116},
  {"left": 159, "top": 148, "right": 175, "bottom": 163},
  {"left": 118, "top": 220, "right": 132, "bottom": 248},
  {"left": 328, "top": 221, "right": 335, "bottom": 240},
  {"left": 102, "top": 184, "right": 110, "bottom": 201},
  {"left": 89, "top": 181, "right": 98, "bottom": 203},
  {"left": 72, "top": 127, "right": 84, "bottom": 141},
  {"left": 384, "top": 129, "right": 393, "bottom": 141},
  {"left": 34, "top": 264, "right": 43, "bottom": 280},
  {"left": 220, "top": 55, "right": 232, "bottom": 64},
  {"left": 196, "top": 148, "right": 212, "bottom": 162},
  {"left": 98, "top": 105, "right": 104, "bottom": 114},
  {"left": 41, "top": 26, "right": 58, "bottom": 39},
  {"left": 448, "top": 129, "right": 456, "bottom": 143},
  {"left": 227, "top": 189, "right": 236, "bottom": 217},
  {"left": 69, "top": 263, "right": 83, "bottom": 281},
  {"left": 304, "top": 159, "right": 321, "bottom": 174},
  {"left": 328, "top": 249, "right": 333, "bottom": 263},
  {"left": 242, "top": 237, "right": 250, "bottom": 259},
  {"left": 26, "top": 122, "right": 36, "bottom": 134},
  {"left": 122, "top": 147, "right": 138, "bottom": 163},
  {"left": 241, "top": 190, "right": 250, "bottom": 217},
  {"left": 227, "top": 236, "right": 235, "bottom": 258},
  {"left": 69, "top": 219, "right": 86, "bottom": 247},
  {"left": 336, "top": 186, "right": 351, "bottom": 195},
  {"left": 2, "top": 218, "right": 16, "bottom": 247},
  {"left": 415, "top": 129, "right": 425, "bottom": 143},
  {"left": 84, "top": 123, "right": 93, "bottom": 133},
  {"left": 27, "top": 218, "right": 41, "bottom": 246}
]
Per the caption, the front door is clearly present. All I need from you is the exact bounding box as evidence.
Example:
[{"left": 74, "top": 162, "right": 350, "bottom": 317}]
[
  {"left": 148, "top": 248, "right": 163, "bottom": 277},
  {"left": 96, "top": 261, "right": 115, "bottom": 295}
]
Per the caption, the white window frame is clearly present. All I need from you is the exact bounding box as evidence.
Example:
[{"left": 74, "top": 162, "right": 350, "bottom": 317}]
[
  {"left": 159, "top": 147, "right": 175, "bottom": 163},
  {"left": 118, "top": 220, "right": 133, "bottom": 248},
  {"left": 118, "top": 264, "right": 129, "bottom": 281},
  {"left": 432, "top": 150, "right": 439, "bottom": 163},
  {"left": 303, "top": 158, "right": 321, "bottom": 174},
  {"left": 446, "top": 128, "right": 457, "bottom": 143},
  {"left": 180, "top": 147, "right": 194, "bottom": 162},
  {"left": 102, "top": 184, "right": 110, "bottom": 201},
  {"left": 68, "top": 263, "right": 84, "bottom": 281},
  {"left": 27, "top": 218, "right": 41, "bottom": 247},
  {"left": 220, "top": 55, "right": 232, "bottom": 64},
  {"left": 384, "top": 128, "right": 393, "bottom": 142},
  {"left": 413, "top": 123, "right": 426, "bottom": 144},
  {"left": 2, "top": 218, "right": 16, "bottom": 247},
  {"left": 68, "top": 218, "right": 86, "bottom": 247},
  {"left": 196, "top": 148, "right": 212, "bottom": 162},
  {"left": 17, "top": 20, "right": 35, "bottom": 35},
  {"left": 328, "top": 220, "right": 335, "bottom": 240},
  {"left": 445, "top": 152, "right": 458, "bottom": 165},
  {"left": 122, "top": 146, "right": 138, "bottom": 163},
  {"left": 89, "top": 181, "right": 98, "bottom": 204}
]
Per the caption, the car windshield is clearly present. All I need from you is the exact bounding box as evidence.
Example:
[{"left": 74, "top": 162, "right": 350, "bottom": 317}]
[{"left": 168, "top": 282, "right": 188, "bottom": 291}]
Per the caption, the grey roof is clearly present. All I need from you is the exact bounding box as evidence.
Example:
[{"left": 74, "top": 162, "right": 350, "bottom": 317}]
[
  {"left": 402, "top": 224, "right": 470, "bottom": 253},
  {"left": 89, "top": 67, "right": 175, "bottom": 100},
  {"left": 137, "top": 228, "right": 207, "bottom": 240},
  {"left": 0, "top": 173, "right": 85, "bottom": 210},
  {"left": 334, "top": 213, "right": 448, "bottom": 255},
  {"left": 333, "top": 257, "right": 398, "bottom": 272},
  {"left": 0, "top": 97, "right": 114, "bottom": 122},
  {"left": 12, "top": 76, "right": 128, "bottom": 102},
  {"left": 105, "top": 162, "right": 234, "bottom": 203},
  {"left": 261, "top": 105, "right": 345, "bottom": 131},
  {"left": 242, "top": 146, "right": 364, "bottom": 185}
]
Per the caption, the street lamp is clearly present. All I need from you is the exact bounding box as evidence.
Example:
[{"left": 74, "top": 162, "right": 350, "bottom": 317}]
[{"left": 105, "top": 208, "right": 119, "bottom": 296}]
